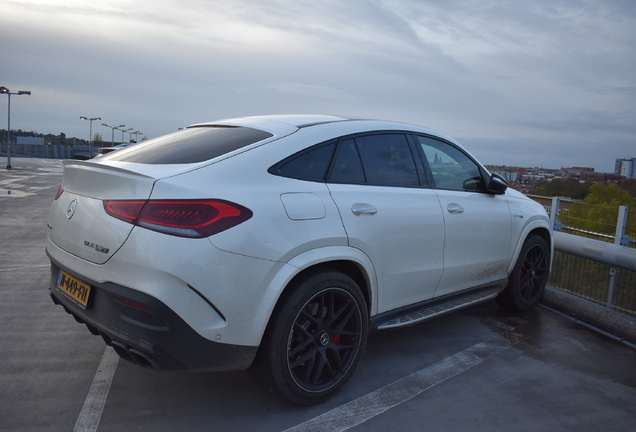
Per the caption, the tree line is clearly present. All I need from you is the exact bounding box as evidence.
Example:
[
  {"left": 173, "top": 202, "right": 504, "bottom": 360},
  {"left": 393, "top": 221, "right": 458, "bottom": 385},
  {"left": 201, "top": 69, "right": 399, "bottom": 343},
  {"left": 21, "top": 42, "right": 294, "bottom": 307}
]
[{"left": 532, "top": 178, "right": 636, "bottom": 238}]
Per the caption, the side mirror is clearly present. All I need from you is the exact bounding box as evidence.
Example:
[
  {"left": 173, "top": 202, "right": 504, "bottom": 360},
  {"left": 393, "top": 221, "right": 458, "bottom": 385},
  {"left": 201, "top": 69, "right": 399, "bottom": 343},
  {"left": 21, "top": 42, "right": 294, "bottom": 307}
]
[{"left": 487, "top": 173, "right": 508, "bottom": 194}]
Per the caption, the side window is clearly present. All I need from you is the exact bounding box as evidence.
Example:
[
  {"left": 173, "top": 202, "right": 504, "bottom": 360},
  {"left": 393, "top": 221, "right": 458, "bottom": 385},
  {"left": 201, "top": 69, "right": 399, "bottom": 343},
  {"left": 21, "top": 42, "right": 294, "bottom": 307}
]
[
  {"left": 329, "top": 138, "right": 365, "bottom": 183},
  {"left": 269, "top": 142, "right": 335, "bottom": 181},
  {"left": 416, "top": 136, "right": 484, "bottom": 191},
  {"left": 355, "top": 134, "right": 419, "bottom": 186}
]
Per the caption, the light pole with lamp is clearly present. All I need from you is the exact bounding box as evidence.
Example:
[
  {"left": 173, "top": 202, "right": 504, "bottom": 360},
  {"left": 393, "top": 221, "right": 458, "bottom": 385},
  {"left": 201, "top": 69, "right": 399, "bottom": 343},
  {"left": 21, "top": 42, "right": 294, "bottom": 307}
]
[
  {"left": 125, "top": 129, "right": 136, "bottom": 142},
  {"left": 123, "top": 128, "right": 133, "bottom": 142},
  {"left": 80, "top": 116, "right": 101, "bottom": 150},
  {"left": 102, "top": 123, "right": 124, "bottom": 147},
  {"left": 117, "top": 127, "right": 133, "bottom": 142},
  {"left": 114, "top": 126, "right": 125, "bottom": 143},
  {"left": 1, "top": 86, "right": 32, "bottom": 170},
  {"left": 132, "top": 131, "right": 143, "bottom": 143}
]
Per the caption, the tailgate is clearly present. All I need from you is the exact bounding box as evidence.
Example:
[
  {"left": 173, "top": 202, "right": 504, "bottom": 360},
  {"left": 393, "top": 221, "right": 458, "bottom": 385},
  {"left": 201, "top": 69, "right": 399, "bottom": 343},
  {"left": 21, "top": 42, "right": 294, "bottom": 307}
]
[{"left": 47, "top": 161, "right": 157, "bottom": 264}]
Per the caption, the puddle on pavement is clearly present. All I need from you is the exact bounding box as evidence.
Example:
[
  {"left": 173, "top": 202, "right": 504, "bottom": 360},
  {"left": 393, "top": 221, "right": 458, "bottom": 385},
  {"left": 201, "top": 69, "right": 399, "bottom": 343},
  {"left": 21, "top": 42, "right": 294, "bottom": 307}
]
[
  {"left": 462, "top": 300, "right": 543, "bottom": 345},
  {"left": 463, "top": 300, "right": 636, "bottom": 387}
]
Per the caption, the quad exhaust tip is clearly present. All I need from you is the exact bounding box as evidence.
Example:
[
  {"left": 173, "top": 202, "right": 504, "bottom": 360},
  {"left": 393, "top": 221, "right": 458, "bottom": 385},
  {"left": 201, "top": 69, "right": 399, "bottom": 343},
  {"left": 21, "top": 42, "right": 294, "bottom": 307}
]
[{"left": 51, "top": 291, "right": 161, "bottom": 371}]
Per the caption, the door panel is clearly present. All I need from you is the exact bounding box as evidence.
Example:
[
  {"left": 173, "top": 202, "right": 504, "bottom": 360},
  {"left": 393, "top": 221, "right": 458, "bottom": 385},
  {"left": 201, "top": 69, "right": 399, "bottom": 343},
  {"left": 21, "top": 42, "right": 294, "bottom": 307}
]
[
  {"left": 414, "top": 134, "right": 512, "bottom": 296},
  {"left": 433, "top": 190, "right": 511, "bottom": 296},
  {"left": 326, "top": 133, "right": 445, "bottom": 313},
  {"left": 328, "top": 184, "right": 445, "bottom": 312}
]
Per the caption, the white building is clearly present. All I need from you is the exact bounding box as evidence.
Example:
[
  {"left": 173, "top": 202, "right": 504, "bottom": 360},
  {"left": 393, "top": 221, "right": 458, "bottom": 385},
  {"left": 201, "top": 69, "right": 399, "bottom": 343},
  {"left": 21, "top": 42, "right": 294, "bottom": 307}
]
[{"left": 615, "top": 158, "right": 636, "bottom": 179}]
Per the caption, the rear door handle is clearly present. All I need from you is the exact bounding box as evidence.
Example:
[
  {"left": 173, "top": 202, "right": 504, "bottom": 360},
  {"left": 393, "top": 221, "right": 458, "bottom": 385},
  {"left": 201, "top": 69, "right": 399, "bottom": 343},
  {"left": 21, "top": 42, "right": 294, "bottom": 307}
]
[
  {"left": 351, "top": 204, "right": 377, "bottom": 216},
  {"left": 447, "top": 203, "right": 464, "bottom": 214}
]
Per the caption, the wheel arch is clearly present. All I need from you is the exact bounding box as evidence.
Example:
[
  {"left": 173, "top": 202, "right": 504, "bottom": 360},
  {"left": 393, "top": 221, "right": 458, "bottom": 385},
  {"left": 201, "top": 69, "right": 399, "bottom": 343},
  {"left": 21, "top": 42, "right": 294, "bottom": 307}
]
[
  {"left": 281, "top": 260, "right": 371, "bottom": 313},
  {"left": 252, "top": 246, "right": 377, "bottom": 348},
  {"left": 507, "top": 222, "right": 553, "bottom": 276}
]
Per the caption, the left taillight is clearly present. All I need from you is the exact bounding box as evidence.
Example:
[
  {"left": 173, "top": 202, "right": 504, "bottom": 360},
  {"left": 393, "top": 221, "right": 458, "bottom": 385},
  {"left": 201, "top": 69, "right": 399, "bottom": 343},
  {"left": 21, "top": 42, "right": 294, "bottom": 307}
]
[
  {"left": 103, "top": 199, "right": 253, "bottom": 238},
  {"left": 54, "top": 186, "right": 64, "bottom": 200}
]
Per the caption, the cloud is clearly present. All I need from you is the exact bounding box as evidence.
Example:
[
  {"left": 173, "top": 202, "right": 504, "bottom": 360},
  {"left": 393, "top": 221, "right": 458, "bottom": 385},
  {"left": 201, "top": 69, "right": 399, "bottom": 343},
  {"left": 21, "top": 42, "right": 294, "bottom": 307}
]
[
  {"left": 1, "top": 0, "right": 635, "bottom": 172},
  {"left": 266, "top": 82, "right": 358, "bottom": 102}
]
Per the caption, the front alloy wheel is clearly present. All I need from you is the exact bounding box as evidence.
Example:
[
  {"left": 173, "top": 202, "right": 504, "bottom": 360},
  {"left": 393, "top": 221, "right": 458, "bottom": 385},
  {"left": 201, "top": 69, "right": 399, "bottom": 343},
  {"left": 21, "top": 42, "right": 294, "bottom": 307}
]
[{"left": 497, "top": 235, "right": 550, "bottom": 311}]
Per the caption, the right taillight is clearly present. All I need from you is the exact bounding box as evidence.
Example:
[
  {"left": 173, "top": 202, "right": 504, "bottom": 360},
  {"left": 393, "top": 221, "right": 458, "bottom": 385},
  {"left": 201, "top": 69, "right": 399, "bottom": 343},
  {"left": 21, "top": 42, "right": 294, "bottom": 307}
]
[{"left": 104, "top": 199, "right": 253, "bottom": 238}]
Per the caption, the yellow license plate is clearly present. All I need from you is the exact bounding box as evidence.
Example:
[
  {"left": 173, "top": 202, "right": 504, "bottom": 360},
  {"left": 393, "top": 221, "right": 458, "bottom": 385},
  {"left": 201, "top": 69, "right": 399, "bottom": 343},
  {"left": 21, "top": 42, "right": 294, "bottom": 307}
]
[{"left": 56, "top": 270, "right": 91, "bottom": 308}]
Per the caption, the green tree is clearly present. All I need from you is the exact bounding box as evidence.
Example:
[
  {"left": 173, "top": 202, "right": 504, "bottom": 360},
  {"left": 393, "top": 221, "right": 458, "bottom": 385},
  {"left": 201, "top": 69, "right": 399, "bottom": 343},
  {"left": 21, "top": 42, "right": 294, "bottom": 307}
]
[
  {"left": 561, "top": 183, "right": 636, "bottom": 238},
  {"left": 533, "top": 177, "right": 591, "bottom": 199},
  {"left": 618, "top": 179, "right": 636, "bottom": 198},
  {"left": 93, "top": 132, "right": 103, "bottom": 142}
]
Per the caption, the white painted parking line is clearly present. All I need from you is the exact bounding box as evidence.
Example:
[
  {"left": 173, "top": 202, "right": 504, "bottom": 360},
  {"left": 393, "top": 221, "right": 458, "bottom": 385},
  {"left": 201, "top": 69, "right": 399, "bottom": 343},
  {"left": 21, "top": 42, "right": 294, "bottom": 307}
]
[
  {"left": 73, "top": 347, "right": 119, "bottom": 432},
  {"left": 283, "top": 336, "right": 511, "bottom": 432},
  {"left": 0, "top": 264, "right": 49, "bottom": 272}
]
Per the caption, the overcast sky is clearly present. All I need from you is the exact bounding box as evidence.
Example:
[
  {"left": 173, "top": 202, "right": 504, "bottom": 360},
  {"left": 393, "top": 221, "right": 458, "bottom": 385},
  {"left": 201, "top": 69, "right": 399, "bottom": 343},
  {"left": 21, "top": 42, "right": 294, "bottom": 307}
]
[{"left": 1, "top": 0, "right": 635, "bottom": 172}]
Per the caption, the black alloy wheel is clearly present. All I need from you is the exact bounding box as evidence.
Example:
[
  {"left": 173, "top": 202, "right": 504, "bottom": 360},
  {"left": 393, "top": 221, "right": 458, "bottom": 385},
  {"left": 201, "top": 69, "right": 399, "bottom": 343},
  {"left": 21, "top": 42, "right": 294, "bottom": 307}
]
[
  {"left": 250, "top": 271, "right": 368, "bottom": 405},
  {"left": 497, "top": 235, "right": 550, "bottom": 311},
  {"left": 518, "top": 242, "right": 549, "bottom": 304},
  {"left": 287, "top": 287, "right": 364, "bottom": 393}
]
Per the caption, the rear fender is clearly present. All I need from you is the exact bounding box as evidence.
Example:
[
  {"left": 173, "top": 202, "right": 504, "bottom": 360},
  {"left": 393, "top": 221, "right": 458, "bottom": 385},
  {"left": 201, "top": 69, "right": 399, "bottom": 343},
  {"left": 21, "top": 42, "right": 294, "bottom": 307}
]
[{"left": 251, "top": 246, "right": 378, "bottom": 345}]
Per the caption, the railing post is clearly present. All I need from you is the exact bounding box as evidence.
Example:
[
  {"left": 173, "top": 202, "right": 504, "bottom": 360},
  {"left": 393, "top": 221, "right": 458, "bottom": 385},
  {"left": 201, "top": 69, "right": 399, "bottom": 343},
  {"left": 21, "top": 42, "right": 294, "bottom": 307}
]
[
  {"left": 550, "top": 196, "right": 562, "bottom": 231},
  {"left": 607, "top": 206, "right": 629, "bottom": 309}
]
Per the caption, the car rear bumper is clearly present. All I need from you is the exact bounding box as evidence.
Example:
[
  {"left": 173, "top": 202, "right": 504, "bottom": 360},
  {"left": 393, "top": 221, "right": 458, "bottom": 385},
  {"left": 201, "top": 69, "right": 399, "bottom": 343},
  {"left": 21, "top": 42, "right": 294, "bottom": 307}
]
[{"left": 47, "top": 259, "right": 257, "bottom": 372}]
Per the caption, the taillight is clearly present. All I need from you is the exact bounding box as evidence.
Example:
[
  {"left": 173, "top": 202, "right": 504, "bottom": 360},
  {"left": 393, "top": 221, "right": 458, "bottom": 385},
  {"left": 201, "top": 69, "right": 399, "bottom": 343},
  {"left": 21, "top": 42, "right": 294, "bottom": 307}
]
[
  {"left": 104, "top": 199, "right": 252, "bottom": 238},
  {"left": 54, "top": 186, "right": 64, "bottom": 200}
]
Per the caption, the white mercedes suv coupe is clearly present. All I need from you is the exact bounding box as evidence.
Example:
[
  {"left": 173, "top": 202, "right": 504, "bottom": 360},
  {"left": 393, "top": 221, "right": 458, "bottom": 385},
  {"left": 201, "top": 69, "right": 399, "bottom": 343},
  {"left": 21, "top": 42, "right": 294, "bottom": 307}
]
[{"left": 46, "top": 115, "right": 552, "bottom": 405}]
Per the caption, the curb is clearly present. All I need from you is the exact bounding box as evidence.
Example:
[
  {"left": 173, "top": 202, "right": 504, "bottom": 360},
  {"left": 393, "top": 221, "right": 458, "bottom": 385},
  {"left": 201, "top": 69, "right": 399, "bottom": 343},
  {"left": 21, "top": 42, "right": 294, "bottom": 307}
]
[{"left": 541, "top": 286, "right": 636, "bottom": 345}]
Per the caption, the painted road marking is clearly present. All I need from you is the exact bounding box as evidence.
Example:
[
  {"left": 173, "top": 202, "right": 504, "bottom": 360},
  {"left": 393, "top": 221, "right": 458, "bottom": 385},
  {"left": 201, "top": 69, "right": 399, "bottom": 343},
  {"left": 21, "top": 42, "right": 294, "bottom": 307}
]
[
  {"left": 73, "top": 347, "right": 120, "bottom": 432},
  {"left": 283, "top": 336, "right": 511, "bottom": 432}
]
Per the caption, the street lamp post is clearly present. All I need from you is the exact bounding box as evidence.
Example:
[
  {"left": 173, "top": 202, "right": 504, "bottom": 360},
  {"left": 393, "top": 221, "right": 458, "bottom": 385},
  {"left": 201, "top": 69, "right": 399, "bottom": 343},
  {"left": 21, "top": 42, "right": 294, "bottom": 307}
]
[
  {"left": 102, "top": 123, "right": 125, "bottom": 147},
  {"left": 132, "top": 131, "right": 143, "bottom": 143},
  {"left": 122, "top": 128, "right": 133, "bottom": 143},
  {"left": 125, "top": 130, "right": 136, "bottom": 142},
  {"left": 80, "top": 116, "right": 101, "bottom": 149},
  {"left": 1, "top": 86, "right": 32, "bottom": 170}
]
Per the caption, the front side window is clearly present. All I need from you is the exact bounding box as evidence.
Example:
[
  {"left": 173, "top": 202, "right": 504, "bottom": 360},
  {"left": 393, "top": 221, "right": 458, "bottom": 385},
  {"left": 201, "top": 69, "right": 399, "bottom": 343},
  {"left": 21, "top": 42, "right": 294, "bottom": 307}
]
[{"left": 416, "top": 136, "right": 484, "bottom": 191}]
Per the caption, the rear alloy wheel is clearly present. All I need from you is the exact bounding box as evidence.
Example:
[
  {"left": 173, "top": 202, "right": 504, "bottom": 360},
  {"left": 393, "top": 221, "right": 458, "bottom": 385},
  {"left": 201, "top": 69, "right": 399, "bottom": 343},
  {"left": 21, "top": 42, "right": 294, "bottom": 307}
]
[
  {"left": 251, "top": 271, "right": 368, "bottom": 405},
  {"left": 497, "top": 235, "right": 550, "bottom": 311}
]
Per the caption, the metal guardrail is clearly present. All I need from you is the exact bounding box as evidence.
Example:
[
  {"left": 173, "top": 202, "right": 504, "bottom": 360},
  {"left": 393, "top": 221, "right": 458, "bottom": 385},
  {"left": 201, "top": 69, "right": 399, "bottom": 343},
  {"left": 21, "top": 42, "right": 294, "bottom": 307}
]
[
  {"left": 1, "top": 143, "right": 73, "bottom": 159},
  {"left": 549, "top": 197, "right": 635, "bottom": 317},
  {"left": 553, "top": 231, "right": 636, "bottom": 272}
]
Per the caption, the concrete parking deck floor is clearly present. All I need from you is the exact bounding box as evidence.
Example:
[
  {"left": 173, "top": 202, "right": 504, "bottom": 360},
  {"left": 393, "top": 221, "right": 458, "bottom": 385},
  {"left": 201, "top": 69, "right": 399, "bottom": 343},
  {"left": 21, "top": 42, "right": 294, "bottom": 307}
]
[{"left": 1, "top": 158, "right": 635, "bottom": 432}]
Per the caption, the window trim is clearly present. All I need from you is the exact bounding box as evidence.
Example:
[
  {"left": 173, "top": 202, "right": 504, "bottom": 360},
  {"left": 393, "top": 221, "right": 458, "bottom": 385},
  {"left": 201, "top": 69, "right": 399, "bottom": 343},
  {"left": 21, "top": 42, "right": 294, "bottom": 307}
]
[
  {"left": 326, "top": 131, "right": 429, "bottom": 188},
  {"left": 269, "top": 131, "right": 433, "bottom": 189}
]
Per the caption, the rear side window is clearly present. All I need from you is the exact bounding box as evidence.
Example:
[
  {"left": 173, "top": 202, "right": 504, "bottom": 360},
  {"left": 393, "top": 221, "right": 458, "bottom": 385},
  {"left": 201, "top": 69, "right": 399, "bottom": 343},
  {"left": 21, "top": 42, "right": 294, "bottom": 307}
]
[
  {"left": 269, "top": 142, "right": 336, "bottom": 181},
  {"left": 103, "top": 126, "right": 273, "bottom": 164},
  {"left": 271, "top": 133, "right": 422, "bottom": 187},
  {"left": 329, "top": 139, "right": 365, "bottom": 183},
  {"left": 353, "top": 134, "right": 419, "bottom": 186}
]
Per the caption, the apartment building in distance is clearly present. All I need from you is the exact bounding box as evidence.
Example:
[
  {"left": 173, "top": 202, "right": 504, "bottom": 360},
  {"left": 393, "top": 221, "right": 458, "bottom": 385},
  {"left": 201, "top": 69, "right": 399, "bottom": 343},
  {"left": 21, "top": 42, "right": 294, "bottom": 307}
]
[{"left": 615, "top": 158, "right": 636, "bottom": 179}]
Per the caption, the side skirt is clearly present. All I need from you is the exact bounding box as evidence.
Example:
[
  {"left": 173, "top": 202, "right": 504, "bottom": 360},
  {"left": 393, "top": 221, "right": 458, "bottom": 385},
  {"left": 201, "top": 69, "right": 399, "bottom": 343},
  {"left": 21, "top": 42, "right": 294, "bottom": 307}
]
[{"left": 371, "top": 280, "right": 508, "bottom": 331}]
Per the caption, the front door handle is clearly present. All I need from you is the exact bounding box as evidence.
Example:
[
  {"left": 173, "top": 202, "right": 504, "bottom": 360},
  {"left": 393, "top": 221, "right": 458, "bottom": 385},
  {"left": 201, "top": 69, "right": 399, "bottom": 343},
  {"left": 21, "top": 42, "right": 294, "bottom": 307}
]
[
  {"left": 447, "top": 203, "right": 464, "bottom": 214},
  {"left": 351, "top": 204, "right": 377, "bottom": 216}
]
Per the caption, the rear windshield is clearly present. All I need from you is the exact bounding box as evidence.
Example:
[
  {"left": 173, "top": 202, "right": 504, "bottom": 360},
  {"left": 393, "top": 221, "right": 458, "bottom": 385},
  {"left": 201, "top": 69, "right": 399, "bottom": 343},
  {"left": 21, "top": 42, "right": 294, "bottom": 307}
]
[{"left": 102, "top": 126, "right": 273, "bottom": 164}]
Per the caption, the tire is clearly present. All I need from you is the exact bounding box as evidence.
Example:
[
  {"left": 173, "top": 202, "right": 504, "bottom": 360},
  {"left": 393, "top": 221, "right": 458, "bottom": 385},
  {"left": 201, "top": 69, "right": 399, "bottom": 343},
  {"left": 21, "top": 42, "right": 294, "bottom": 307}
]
[
  {"left": 497, "top": 234, "right": 550, "bottom": 311},
  {"left": 250, "top": 270, "right": 368, "bottom": 405}
]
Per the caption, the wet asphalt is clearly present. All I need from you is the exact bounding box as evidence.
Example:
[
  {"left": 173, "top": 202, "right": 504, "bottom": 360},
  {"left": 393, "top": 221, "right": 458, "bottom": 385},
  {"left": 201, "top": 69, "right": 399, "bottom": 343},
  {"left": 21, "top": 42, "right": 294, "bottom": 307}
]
[{"left": 1, "top": 158, "right": 634, "bottom": 432}]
